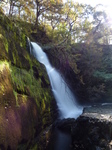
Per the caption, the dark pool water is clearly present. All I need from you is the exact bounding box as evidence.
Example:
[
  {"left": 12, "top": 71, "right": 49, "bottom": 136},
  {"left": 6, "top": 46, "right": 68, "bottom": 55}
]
[{"left": 46, "top": 128, "right": 72, "bottom": 150}]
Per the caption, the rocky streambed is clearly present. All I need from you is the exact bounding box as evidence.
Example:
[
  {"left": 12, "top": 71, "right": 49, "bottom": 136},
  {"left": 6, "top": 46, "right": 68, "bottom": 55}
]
[{"left": 46, "top": 104, "right": 112, "bottom": 150}]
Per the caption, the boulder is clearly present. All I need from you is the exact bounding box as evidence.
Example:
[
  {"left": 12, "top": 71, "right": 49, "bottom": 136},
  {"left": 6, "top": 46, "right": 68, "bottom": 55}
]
[{"left": 71, "top": 104, "right": 112, "bottom": 150}]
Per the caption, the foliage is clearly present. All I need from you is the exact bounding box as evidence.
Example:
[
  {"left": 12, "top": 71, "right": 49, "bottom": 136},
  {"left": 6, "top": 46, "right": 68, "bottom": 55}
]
[
  {"left": 1, "top": 0, "right": 112, "bottom": 45},
  {"left": 94, "top": 71, "right": 112, "bottom": 81}
]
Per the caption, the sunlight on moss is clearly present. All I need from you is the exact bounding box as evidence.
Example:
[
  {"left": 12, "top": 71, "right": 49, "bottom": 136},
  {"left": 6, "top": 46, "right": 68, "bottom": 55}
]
[
  {"left": 14, "top": 93, "right": 28, "bottom": 108},
  {"left": 0, "top": 34, "right": 3, "bottom": 39},
  {"left": 13, "top": 90, "right": 19, "bottom": 107},
  {"left": 22, "top": 95, "right": 27, "bottom": 103},
  {"left": 0, "top": 84, "right": 5, "bottom": 94},
  {"left": 0, "top": 61, "right": 9, "bottom": 72}
]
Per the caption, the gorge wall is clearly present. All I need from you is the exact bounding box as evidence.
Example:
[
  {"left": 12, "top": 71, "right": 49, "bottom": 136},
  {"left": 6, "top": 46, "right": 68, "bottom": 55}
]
[{"left": 0, "top": 12, "right": 56, "bottom": 149}]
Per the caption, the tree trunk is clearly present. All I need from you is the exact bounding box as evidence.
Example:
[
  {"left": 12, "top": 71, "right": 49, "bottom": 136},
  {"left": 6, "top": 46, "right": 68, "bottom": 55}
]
[
  {"left": 9, "top": 0, "right": 13, "bottom": 16},
  {"left": 35, "top": 0, "right": 40, "bottom": 26},
  {"left": 9, "top": 0, "right": 14, "bottom": 17}
]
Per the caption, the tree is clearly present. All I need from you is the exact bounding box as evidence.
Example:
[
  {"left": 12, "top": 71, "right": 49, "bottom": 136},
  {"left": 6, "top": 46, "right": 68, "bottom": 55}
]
[
  {"left": 51, "top": 1, "right": 94, "bottom": 44},
  {"left": 0, "top": 0, "right": 9, "bottom": 14},
  {"left": 17, "top": 0, "right": 35, "bottom": 22},
  {"left": 86, "top": 8, "right": 112, "bottom": 44},
  {"left": 35, "top": 0, "right": 63, "bottom": 26}
]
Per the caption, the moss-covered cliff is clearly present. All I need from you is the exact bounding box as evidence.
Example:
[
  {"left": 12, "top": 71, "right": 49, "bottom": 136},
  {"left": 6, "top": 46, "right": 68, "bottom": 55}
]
[{"left": 0, "top": 11, "right": 55, "bottom": 150}]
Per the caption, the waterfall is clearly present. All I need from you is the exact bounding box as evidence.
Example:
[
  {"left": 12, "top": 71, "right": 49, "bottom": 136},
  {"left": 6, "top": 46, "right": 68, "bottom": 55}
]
[{"left": 31, "top": 42, "right": 83, "bottom": 119}]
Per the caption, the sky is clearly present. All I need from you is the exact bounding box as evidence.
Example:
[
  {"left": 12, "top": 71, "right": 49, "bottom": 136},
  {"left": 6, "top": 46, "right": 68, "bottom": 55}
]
[
  {"left": 63, "top": 0, "right": 112, "bottom": 6},
  {"left": 63, "top": 0, "right": 112, "bottom": 16},
  {"left": 63, "top": 0, "right": 112, "bottom": 24}
]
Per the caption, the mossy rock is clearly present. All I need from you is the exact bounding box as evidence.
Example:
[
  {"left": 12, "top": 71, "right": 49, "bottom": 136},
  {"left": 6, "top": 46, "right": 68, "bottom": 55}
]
[
  {"left": 0, "top": 13, "right": 55, "bottom": 149},
  {"left": 0, "top": 60, "right": 54, "bottom": 149}
]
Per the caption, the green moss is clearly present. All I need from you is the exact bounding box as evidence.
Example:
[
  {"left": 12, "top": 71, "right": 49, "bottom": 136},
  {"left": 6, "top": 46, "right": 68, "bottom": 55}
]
[
  {"left": 0, "top": 32, "right": 8, "bottom": 53},
  {"left": 10, "top": 65, "right": 41, "bottom": 99},
  {"left": 12, "top": 52, "right": 16, "bottom": 64},
  {"left": 13, "top": 90, "right": 28, "bottom": 107},
  {"left": 10, "top": 42, "right": 22, "bottom": 67},
  {"left": 4, "top": 39, "right": 8, "bottom": 53},
  {"left": 0, "top": 13, "right": 54, "bottom": 150},
  {"left": 10, "top": 63, "right": 53, "bottom": 123},
  {"left": 13, "top": 90, "right": 19, "bottom": 107},
  {"left": 0, "top": 84, "right": 5, "bottom": 96},
  {"left": 0, "top": 60, "right": 9, "bottom": 72},
  {"left": 41, "top": 99, "right": 46, "bottom": 111},
  {"left": 22, "top": 95, "right": 27, "bottom": 102},
  {"left": 20, "top": 33, "right": 26, "bottom": 48},
  {"left": 14, "top": 32, "right": 17, "bottom": 39},
  {"left": 30, "top": 144, "right": 38, "bottom": 150},
  {"left": 0, "top": 33, "right": 3, "bottom": 39},
  {"left": 25, "top": 53, "right": 32, "bottom": 68},
  {"left": 94, "top": 71, "right": 112, "bottom": 81}
]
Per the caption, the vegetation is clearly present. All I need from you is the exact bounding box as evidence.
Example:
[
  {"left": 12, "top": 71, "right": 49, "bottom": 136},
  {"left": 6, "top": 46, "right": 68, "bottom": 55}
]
[
  {"left": 0, "top": 0, "right": 112, "bottom": 102},
  {"left": 0, "top": 0, "right": 112, "bottom": 45},
  {"left": 0, "top": 0, "right": 112, "bottom": 149},
  {"left": 0, "top": 7, "right": 55, "bottom": 149}
]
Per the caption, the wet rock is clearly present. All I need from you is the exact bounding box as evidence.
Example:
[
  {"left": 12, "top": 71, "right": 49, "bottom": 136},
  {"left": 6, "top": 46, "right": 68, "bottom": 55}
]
[
  {"left": 50, "top": 105, "right": 112, "bottom": 150},
  {"left": 41, "top": 75, "right": 49, "bottom": 88},
  {"left": 53, "top": 118, "right": 76, "bottom": 132},
  {"left": 71, "top": 104, "right": 112, "bottom": 150},
  {"left": 32, "top": 66, "right": 39, "bottom": 79}
]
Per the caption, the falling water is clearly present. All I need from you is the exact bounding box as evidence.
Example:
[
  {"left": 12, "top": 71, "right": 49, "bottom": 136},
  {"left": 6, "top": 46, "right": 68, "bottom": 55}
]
[{"left": 31, "top": 42, "right": 83, "bottom": 119}]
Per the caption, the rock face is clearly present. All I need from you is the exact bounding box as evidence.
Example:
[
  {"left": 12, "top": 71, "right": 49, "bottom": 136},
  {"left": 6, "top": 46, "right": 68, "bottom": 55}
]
[
  {"left": 72, "top": 105, "right": 112, "bottom": 150},
  {"left": 0, "top": 12, "right": 55, "bottom": 149},
  {"left": 51, "top": 104, "right": 112, "bottom": 150}
]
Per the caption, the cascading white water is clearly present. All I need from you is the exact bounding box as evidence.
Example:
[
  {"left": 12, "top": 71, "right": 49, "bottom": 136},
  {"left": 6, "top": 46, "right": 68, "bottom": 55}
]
[{"left": 31, "top": 42, "right": 83, "bottom": 119}]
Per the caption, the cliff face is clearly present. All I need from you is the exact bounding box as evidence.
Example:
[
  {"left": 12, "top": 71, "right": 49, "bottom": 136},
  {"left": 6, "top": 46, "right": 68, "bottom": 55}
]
[{"left": 0, "top": 12, "right": 55, "bottom": 149}]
